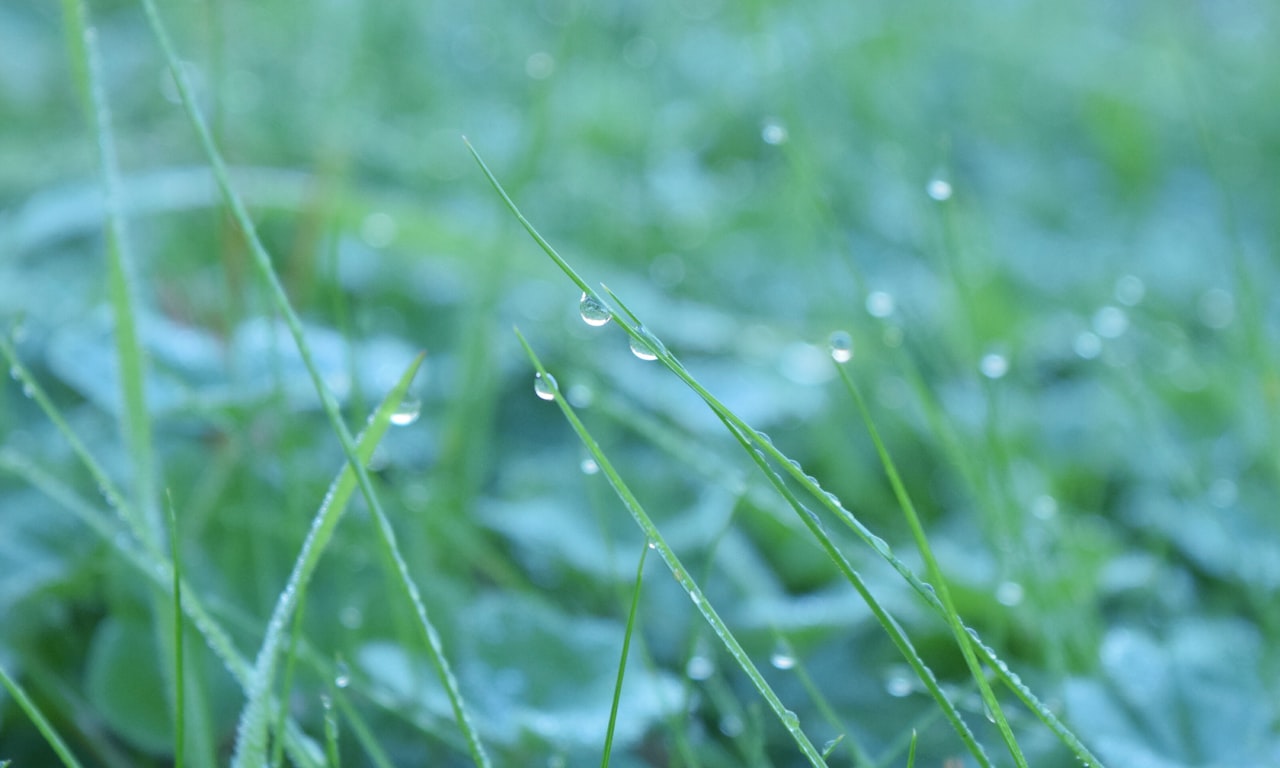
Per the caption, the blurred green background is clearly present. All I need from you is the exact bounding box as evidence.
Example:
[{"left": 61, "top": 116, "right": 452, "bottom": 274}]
[{"left": 2, "top": 0, "right": 1279, "bottom": 765}]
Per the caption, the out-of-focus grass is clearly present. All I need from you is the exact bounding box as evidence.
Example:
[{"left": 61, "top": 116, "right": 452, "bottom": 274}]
[{"left": 2, "top": 0, "right": 1279, "bottom": 765}]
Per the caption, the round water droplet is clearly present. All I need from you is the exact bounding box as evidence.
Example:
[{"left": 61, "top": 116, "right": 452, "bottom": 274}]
[
  {"left": 646, "top": 539, "right": 657, "bottom": 550},
  {"left": 390, "top": 396, "right": 421, "bottom": 426},
  {"left": 534, "top": 372, "right": 557, "bottom": 400},
  {"left": 686, "top": 655, "right": 714, "bottom": 680},
  {"left": 719, "top": 714, "right": 745, "bottom": 736},
  {"left": 1114, "top": 274, "right": 1146, "bottom": 306},
  {"left": 1092, "top": 306, "right": 1128, "bottom": 339},
  {"left": 979, "top": 352, "right": 1009, "bottom": 379},
  {"left": 780, "top": 708, "right": 800, "bottom": 728},
  {"left": 1074, "top": 331, "right": 1102, "bottom": 359},
  {"left": 578, "top": 292, "right": 612, "bottom": 327},
  {"left": 865, "top": 291, "right": 895, "bottom": 318},
  {"left": 995, "top": 580, "right": 1024, "bottom": 607},
  {"left": 21, "top": 382, "right": 34, "bottom": 398},
  {"left": 334, "top": 660, "right": 351, "bottom": 689},
  {"left": 870, "top": 535, "right": 892, "bottom": 557},
  {"left": 629, "top": 335, "right": 658, "bottom": 361},
  {"left": 926, "top": 177, "right": 953, "bottom": 201},
  {"left": 828, "top": 331, "right": 853, "bottom": 363},
  {"left": 580, "top": 458, "right": 599, "bottom": 475},
  {"left": 821, "top": 736, "right": 844, "bottom": 754},
  {"left": 761, "top": 119, "right": 788, "bottom": 145},
  {"left": 885, "top": 672, "right": 914, "bottom": 698},
  {"left": 769, "top": 643, "right": 796, "bottom": 670}
]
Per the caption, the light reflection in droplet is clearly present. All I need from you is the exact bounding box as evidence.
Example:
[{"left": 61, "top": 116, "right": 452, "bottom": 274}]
[
  {"left": 1092, "top": 306, "right": 1128, "bottom": 339},
  {"left": 865, "top": 291, "right": 895, "bottom": 318},
  {"left": 926, "top": 177, "right": 952, "bottom": 201},
  {"left": 979, "top": 352, "right": 1008, "bottom": 379},
  {"left": 1074, "top": 332, "right": 1102, "bottom": 359},
  {"left": 761, "top": 119, "right": 789, "bottom": 145}
]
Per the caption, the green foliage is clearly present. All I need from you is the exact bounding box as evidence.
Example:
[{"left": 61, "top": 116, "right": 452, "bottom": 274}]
[{"left": 2, "top": 0, "right": 1280, "bottom": 765}]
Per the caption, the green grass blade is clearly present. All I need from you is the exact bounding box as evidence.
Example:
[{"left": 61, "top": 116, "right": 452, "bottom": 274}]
[
  {"left": 230, "top": 352, "right": 423, "bottom": 766},
  {"left": 0, "top": 664, "right": 87, "bottom": 768},
  {"left": 906, "top": 730, "right": 918, "bottom": 768},
  {"left": 134, "top": 2, "right": 491, "bottom": 763},
  {"left": 601, "top": 540, "right": 649, "bottom": 768},
  {"left": 322, "top": 692, "right": 341, "bottom": 768},
  {"left": 514, "top": 328, "right": 829, "bottom": 768},
  {"left": 466, "top": 144, "right": 1106, "bottom": 768},
  {"left": 166, "top": 492, "right": 186, "bottom": 768},
  {"left": 833, "top": 363, "right": 1026, "bottom": 767}
]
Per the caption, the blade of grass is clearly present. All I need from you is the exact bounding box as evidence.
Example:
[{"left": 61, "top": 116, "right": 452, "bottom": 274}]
[
  {"left": 0, "top": 664, "right": 87, "bottom": 768},
  {"left": 166, "top": 492, "right": 186, "bottom": 768},
  {"left": 833, "top": 361, "right": 1026, "bottom": 767},
  {"left": 514, "top": 328, "right": 829, "bottom": 767},
  {"left": 466, "top": 141, "right": 1107, "bottom": 768},
  {"left": 601, "top": 540, "right": 649, "bottom": 768},
  {"left": 135, "top": 2, "right": 491, "bottom": 763},
  {"left": 322, "top": 691, "right": 341, "bottom": 768},
  {"left": 230, "top": 352, "right": 422, "bottom": 765}
]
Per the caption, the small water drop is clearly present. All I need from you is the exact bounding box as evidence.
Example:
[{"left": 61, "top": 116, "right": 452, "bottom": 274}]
[
  {"left": 686, "top": 655, "right": 714, "bottom": 680},
  {"left": 646, "top": 539, "right": 657, "bottom": 550},
  {"left": 390, "top": 396, "right": 421, "bottom": 426},
  {"left": 865, "top": 291, "right": 895, "bottom": 318},
  {"left": 534, "top": 372, "right": 557, "bottom": 400},
  {"left": 885, "top": 671, "right": 914, "bottom": 698},
  {"left": 578, "top": 292, "right": 612, "bottom": 327},
  {"left": 1073, "top": 331, "right": 1102, "bottom": 359},
  {"left": 334, "top": 660, "right": 351, "bottom": 689},
  {"left": 869, "top": 535, "right": 892, "bottom": 557},
  {"left": 979, "top": 352, "right": 1009, "bottom": 379},
  {"left": 566, "top": 383, "right": 594, "bottom": 407},
  {"left": 629, "top": 331, "right": 659, "bottom": 361},
  {"left": 995, "top": 580, "right": 1024, "bottom": 607},
  {"left": 761, "top": 119, "right": 788, "bottom": 145},
  {"left": 821, "top": 736, "right": 845, "bottom": 755},
  {"left": 1092, "top": 306, "right": 1128, "bottom": 339},
  {"left": 828, "top": 331, "right": 853, "bottom": 363},
  {"left": 21, "top": 382, "right": 34, "bottom": 398},
  {"left": 719, "top": 714, "right": 745, "bottom": 737},
  {"left": 769, "top": 642, "right": 796, "bottom": 670},
  {"left": 580, "top": 458, "right": 599, "bottom": 475},
  {"left": 926, "top": 177, "right": 953, "bottom": 201},
  {"left": 1115, "top": 274, "right": 1145, "bottom": 306},
  {"left": 780, "top": 708, "right": 800, "bottom": 728},
  {"left": 8, "top": 364, "right": 19, "bottom": 380}
]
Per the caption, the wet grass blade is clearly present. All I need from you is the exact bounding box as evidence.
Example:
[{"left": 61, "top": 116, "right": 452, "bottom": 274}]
[
  {"left": 833, "top": 363, "right": 1027, "bottom": 767},
  {"left": 0, "top": 664, "right": 87, "bottom": 768},
  {"left": 135, "top": 2, "right": 491, "bottom": 763},
  {"left": 601, "top": 540, "right": 649, "bottom": 768},
  {"left": 467, "top": 142, "right": 1107, "bottom": 768},
  {"left": 515, "top": 328, "right": 830, "bottom": 767},
  {"left": 230, "top": 353, "right": 422, "bottom": 765}
]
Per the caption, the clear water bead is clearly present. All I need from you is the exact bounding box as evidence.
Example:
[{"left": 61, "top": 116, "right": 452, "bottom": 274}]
[
  {"left": 578, "top": 292, "right": 611, "bottom": 326},
  {"left": 629, "top": 331, "right": 659, "bottom": 361},
  {"left": 534, "top": 372, "right": 557, "bottom": 400},
  {"left": 769, "top": 643, "right": 797, "bottom": 670},
  {"left": 334, "top": 660, "right": 351, "bottom": 689},
  {"left": 926, "top": 177, "right": 953, "bottom": 201},
  {"left": 829, "top": 331, "right": 853, "bottom": 363},
  {"left": 390, "top": 396, "right": 421, "bottom": 426},
  {"left": 686, "top": 655, "right": 714, "bottom": 680},
  {"left": 865, "top": 291, "right": 895, "bottom": 318},
  {"left": 761, "top": 119, "right": 789, "bottom": 145},
  {"left": 580, "top": 458, "right": 599, "bottom": 475},
  {"left": 980, "top": 352, "right": 1009, "bottom": 379}
]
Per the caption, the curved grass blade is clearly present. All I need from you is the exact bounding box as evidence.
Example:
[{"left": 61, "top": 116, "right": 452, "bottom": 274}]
[
  {"left": 0, "top": 664, "right": 87, "bottom": 768},
  {"left": 514, "top": 328, "right": 829, "bottom": 768},
  {"left": 601, "top": 540, "right": 649, "bottom": 768},
  {"left": 136, "top": 2, "right": 491, "bottom": 764},
  {"left": 466, "top": 143, "right": 1107, "bottom": 768},
  {"left": 833, "top": 364, "right": 1026, "bottom": 767},
  {"left": 230, "top": 353, "right": 422, "bottom": 765}
]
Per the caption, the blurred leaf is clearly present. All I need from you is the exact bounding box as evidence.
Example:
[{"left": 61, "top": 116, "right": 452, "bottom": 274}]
[{"left": 85, "top": 616, "right": 172, "bottom": 755}]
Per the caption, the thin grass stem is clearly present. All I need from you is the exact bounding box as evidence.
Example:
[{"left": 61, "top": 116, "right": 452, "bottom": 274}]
[
  {"left": 601, "top": 540, "right": 649, "bottom": 768},
  {"left": 0, "top": 664, "right": 87, "bottom": 768}
]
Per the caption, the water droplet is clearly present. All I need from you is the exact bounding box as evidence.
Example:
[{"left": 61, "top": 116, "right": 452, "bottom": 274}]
[
  {"left": 870, "top": 535, "right": 892, "bottom": 557},
  {"left": 1198, "top": 288, "right": 1234, "bottom": 329},
  {"left": 525, "top": 51, "right": 555, "bottom": 79},
  {"left": 390, "top": 396, "right": 421, "bottom": 426},
  {"left": 865, "top": 291, "right": 895, "bottom": 318},
  {"left": 1073, "top": 331, "right": 1102, "bottom": 359},
  {"left": 534, "top": 372, "right": 557, "bottom": 400},
  {"left": 1092, "top": 306, "right": 1128, "bottom": 339},
  {"left": 828, "top": 331, "right": 853, "bottom": 363},
  {"left": 1115, "top": 275, "right": 1145, "bottom": 306},
  {"left": 926, "top": 177, "right": 953, "bottom": 201},
  {"left": 995, "top": 581, "right": 1024, "bottom": 607},
  {"left": 21, "top": 382, "right": 34, "bottom": 398},
  {"left": 320, "top": 693, "right": 333, "bottom": 711},
  {"left": 629, "top": 329, "right": 660, "bottom": 361},
  {"left": 983, "top": 700, "right": 997, "bottom": 723},
  {"left": 885, "top": 670, "right": 914, "bottom": 697},
  {"left": 821, "top": 736, "right": 845, "bottom": 755},
  {"left": 8, "top": 364, "right": 19, "bottom": 380},
  {"left": 580, "top": 458, "right": 599, "bottom": 475},
  {"left": 1031, "top": 495, "right": 1057, "bottom": 520},
  {"left": 646, "top": 540, "right": 657, "bottom": 550},
  {"left": 979, "top": 352, "right": 1009, "bottom": 379},
  {"left": 769, "top": 642, "right": 796, "bottom": 670},
  {"left": 334, "top": 660, "right": 351, "bottom": 689},
  {"left": 339, "top": 605, "right": 364, "bottom": 629},
  {"left": 578, "top": 292, "right": 611, "bottom": 326},
  {"left": 780, "top": 708, "right": 800, "bottom": 729},
  {"left": 761, "top": 119, "right": 788, "bottom": 145},
  {"left": 686, "top": 655, "right": 714, "bottom": 680},
  {"left": 719, "top": 714, "right": 745, "bottom": 736}
]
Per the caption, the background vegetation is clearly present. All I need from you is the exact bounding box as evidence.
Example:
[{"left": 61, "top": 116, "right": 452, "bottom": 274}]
[{"left": 2, "top": 0, "right": 1278, "bottom": 765}]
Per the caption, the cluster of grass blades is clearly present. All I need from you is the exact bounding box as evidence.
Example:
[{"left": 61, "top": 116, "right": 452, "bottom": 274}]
[{"left": 467, "top": 137, "right": 1108, "bottom": 768}]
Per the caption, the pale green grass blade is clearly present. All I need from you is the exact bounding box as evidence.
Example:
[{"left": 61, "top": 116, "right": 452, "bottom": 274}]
[
  {"left": 466, "top": 143, "right": 1106, "bottom": 768},
  {"left": 230, "top": 353, "right": 423, "bottom": 765},
  {"left": 0, "top": 664, "right": 87, "bottom": 768},
  {"left": 833, "top": 363, "right": 1026, "bottom": 767},
  {"left": 335, "top": 692, "right": 399, "bottom": 768},
  {"left": 135, "top": 1, "right": 491, "bottom": 763},
  {"left": 166, "top": 493, "right": 186, "bottom": 768},
  {"left": 906, "top": 730, "right": 918, "bottom": 768},
  {"left": 515, "top": 329, "right": 829, "bottom": 767},
  {"left": 322, "top": 692, "right": 341, "bottom": 768},
  {"left": 601, "top": 541, "right": 649, "bottom": 768}
]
